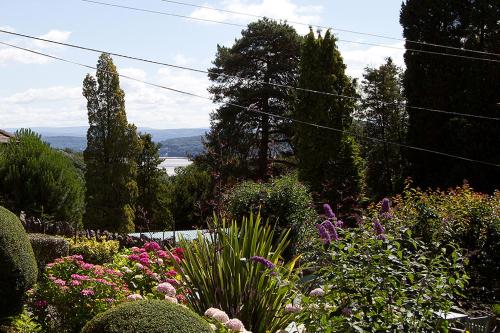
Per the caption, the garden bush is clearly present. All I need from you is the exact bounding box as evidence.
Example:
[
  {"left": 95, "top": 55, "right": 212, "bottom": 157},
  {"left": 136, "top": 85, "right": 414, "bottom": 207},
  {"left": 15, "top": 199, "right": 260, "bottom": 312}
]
[
  {"left": 29, "top": 233, "right": 69, "bottom": 276},
  {"left": 0, "top": 206, "right": 38, "bottom": 320},
  {"left": 81, "top": 300, "right": 212, "bottom": 333},
  {"left": 176, "top": 213, "right": 299, "bottom": 333},
  {"left": 294, "top": 217, "right": 468, "bottom": 332},
  {"left": 225, "top": 173, "right": 317, "bottom": 256},
  {"left": 368, "top": 183, "right": 500, "bottom": 307},
  {"left": 67, "top": 237, "right": 119, "bottom": 264}
]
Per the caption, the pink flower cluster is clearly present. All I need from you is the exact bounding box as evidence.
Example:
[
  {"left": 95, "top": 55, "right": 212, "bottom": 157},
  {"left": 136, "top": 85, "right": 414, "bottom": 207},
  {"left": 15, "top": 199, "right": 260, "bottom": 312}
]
[{"left": 204, "top": 307, "right": 250, "bottom": 332}]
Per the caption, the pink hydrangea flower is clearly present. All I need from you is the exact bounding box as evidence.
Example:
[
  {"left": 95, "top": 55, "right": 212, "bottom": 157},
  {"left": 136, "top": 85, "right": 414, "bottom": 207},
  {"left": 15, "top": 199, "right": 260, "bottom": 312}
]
[
  {"left": 54, "top": 279, "right": 66, "bottom": 286},
  {"left": 225, "top": 318, "right": 246, "bottom": 331},
  {"left": 144, "top": 241, "right": 161, "bottom": 252},
  {"left": 157, "top": 282, "right": 176, "bottom": 297},
  {"left": 164, "top": 296, "right": 178, "bottom": 303},
  {"left": 127, "top": 294, "right": 143, "bottom": 301},
  {"left": 204, "top": 308, "right": 220, "bottom": 317},
  {"left": 70, "top": 280, "right": 81, "bottom": 286},
  {"left": 81, "top": 289, "right": 94, "bottom": 296},
  {"left": 309, "top": 288, "right": 325, "bottom": 297},
  {"left": 212, "top": 310, "right": 230, "bottom": 324},
  {"left": 285, "top": 304, "right": 302, "bottom": 313}
]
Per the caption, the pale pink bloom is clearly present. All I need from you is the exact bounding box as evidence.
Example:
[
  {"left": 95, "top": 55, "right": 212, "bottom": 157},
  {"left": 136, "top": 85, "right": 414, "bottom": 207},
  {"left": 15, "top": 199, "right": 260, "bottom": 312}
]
[
  {"left": 212, "top": 310, "right": 230, "bottom": 324},
  {"left": 164, "top": 296, "right": 178, "bottom": 304},
  {"left": 70, "top": 280, "right": 81, "bottom": 286},
  {"left": 309, "top": 288, "right": 325, "bottom": 297},
  {"left": 127, "top": 294, "right": 143, "bottom": 301},
  {"left": 225, "top": 318, "right": 246, "bottom": 331},
  {"left": 135, "top": 263, "right": 144, "bottom": 270},
  {"left": 204, "top": 307, "right": 220, "bottom": 317},
  {"left": 157, "top": 282, "right": 176, "bottom": 297},
  {"left": 284, "top": 303, "right": 302, "bottom": 313},
  {"left": 54, "top": 279, "right": 66, "bottom": 286}
]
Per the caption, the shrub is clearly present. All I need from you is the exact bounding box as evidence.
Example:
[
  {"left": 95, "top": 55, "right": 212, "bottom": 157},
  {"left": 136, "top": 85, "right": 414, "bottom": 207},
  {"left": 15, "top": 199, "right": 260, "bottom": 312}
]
[
  {"left": 81, "top": 300, "right": 212, "bottom": 333},
  {"left": 29, "top": 233, "right": 69, "bottom": 276},
  {"left": 0, "top": 129, "right": 85, "bottom": 228},
  {"left": 368, "top": 183, "right": 500, "bottom": 306},
  {"left": 67, "top": 237, "right": 119, "bottom": 264},
  {"left": 176, "top": 213, "right": 299, "bottom": 333},
  {"left": 225, "top": 173, "right": 317, "bottom": 256},
  {"left": 295, "top": 219, "right": 468, "bottom": 332},
  {"left": 28, "top": 255, "right": 130, "bottom": 333},
  {"left": 0, "top": 206, "right": 38, "bottom": 320}
]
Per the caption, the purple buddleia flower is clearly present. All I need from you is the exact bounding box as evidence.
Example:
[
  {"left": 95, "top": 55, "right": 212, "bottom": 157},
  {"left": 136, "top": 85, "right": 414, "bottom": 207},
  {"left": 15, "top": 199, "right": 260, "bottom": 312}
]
[
  {"left": 373, "top": 219, "right": 386, "bottom": 240},
  {"left": 380, "top": 198, "right": 391, "bottom": 214},
  {"left": 323, "top": 204, "right": 335, "bottom": 219},
  {"left": 335, "top": 220, "right": 344, "bottom": 229},
  {"left": 316, "top": 224, "right": 331, "bottom": 244},
  {"left": 322, "top": 220, "right": 339, "bottom": 241},
  {"left": 250, "top": 256, "right": 275, "bottom": 270}
]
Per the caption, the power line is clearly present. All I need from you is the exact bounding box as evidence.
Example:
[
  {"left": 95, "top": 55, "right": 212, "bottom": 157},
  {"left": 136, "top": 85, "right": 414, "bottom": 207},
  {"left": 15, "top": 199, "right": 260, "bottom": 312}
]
[
  {"left": 157, "top": 0, "right": 500, "bottom": 58},
  {"left": 80, "top": 0, "right": 500, "bottom": 64},
  {"left": 1, "top": 40, "right": 498, "bottom": 168},
  {"left": 1, "top": 29, "right": 498, "bottom": 122}
]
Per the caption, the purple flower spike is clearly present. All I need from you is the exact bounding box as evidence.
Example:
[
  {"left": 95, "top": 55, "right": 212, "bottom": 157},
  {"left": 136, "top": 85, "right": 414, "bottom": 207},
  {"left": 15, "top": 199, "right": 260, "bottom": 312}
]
[
  {"left": 373, "top": 218, "right": 385, "bottom": 236},
  {"left": 380, "top": 198, "right": 391, "bottom": 214},
  {"left": 335, "top": 220, "right": 344, "bottom": 229},
  {"left": 322, "top": 220, "right": 339, "bottom": 241},
  {"left": 316, "top": 224, "right": 331, "bottom": 244},
  {"left": 250, "top": 256, "right": 275, "bottom": 270},
  {"left": 323, "top": 204, "right": 335, "bottom": 219}
]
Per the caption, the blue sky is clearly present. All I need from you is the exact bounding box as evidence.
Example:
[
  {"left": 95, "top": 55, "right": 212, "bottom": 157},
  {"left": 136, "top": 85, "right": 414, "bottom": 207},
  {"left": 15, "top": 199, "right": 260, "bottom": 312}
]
[{"left": 0, "top": 0, "right": 405, "bottom": 129}]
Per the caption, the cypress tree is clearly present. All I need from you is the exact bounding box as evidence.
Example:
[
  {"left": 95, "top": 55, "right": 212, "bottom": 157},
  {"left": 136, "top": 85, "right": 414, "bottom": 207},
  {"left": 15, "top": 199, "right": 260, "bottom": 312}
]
[
  {"left": 294, "top": 29, "right": 363, "bottom": 211},
  {"left": 83, "top": 54, "right": 141, "bottom": 233}
]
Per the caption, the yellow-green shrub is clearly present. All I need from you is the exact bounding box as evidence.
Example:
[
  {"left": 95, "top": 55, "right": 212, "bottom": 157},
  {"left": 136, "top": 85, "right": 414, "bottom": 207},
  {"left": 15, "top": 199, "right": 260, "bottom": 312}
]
[{"left": 67, "top": 237, "right": 119, "bottom": 264}]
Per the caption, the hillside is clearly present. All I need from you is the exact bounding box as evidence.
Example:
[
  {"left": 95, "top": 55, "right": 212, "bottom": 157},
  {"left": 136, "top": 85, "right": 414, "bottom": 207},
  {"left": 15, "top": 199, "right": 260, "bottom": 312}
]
[{"left": 159, "top": 135, "right": 205, "bottom": 157}]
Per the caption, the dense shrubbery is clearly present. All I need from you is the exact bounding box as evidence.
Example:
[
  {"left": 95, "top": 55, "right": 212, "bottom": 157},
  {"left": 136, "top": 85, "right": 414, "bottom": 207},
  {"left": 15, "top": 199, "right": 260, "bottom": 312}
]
[
  {"left": 225, "top": 174, "right": 317, "bottom": 256},
  {"left": 67, "top": 237, "right": 119, "bottom": 264},
  {"left": 0, "top": 130, "right": 85, "bottom": 228},
  {"left": 81, "top": 300, "right": 212, "bottom": 333},
  {"left": 295, "top": 221, "right": 468, "bottom": 332},
  {"left": 176, "top": 213, "right": 299, "bottom": 333},
  {"left": 29, "top": 233, "right": 69, "bottom": 276},
  {"left": 369, "top": 183, "right": 499, "bottom": 306},
  {"left": 0, "top": 206, "right": 38, "bottom": 320}
]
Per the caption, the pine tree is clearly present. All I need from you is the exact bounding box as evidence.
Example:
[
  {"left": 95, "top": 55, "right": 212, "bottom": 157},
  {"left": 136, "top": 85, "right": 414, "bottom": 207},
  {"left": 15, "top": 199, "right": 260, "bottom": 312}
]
[
  {"left": 400, "top": 0, "right": 500, "bottom": 191},
  {"left": 294, "top": 29, "right": 363, "bottom": 210},
  {"left": 202, "top": 19, "right": 301, "bottom": 182},
  {"left": 83, "top": 54, "right": 141, "bottom": 233},
  {"left": 359, "top": 58, "right": 407, "bottom": 198}
]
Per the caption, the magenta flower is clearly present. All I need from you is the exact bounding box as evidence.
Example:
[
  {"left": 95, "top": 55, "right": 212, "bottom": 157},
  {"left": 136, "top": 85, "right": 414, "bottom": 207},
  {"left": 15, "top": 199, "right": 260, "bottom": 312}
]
[
  {"left": 144, "top": 241, "right": 161, "bottom": 252},
  {"left": 54, "top": 279, "right": 66, "bottom": 286},
  {"left": 81, "top": 289, "right": 95, "bottom": 296},
  {"left": 34, "top": 300, "right": 48, "bottom": 308},
  {"left": 70, "top": 280, "right": 81, "bottom": 286}
]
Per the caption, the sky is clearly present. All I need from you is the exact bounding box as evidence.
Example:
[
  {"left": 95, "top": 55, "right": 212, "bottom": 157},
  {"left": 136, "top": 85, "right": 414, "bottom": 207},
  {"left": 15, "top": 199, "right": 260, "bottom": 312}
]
[{"left": 0, "top": 0, "right": 405, "bottom": 129}]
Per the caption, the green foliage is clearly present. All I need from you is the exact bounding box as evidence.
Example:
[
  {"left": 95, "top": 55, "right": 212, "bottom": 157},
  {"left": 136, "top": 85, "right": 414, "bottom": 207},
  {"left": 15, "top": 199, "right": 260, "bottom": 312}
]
[
  {"left": 83, "top": 53, "right": 141, "bottom": 233},
  {"left": 359, "top": 57, "right": 407, "bottom": 199},
  {"left": 136, "top": 133, "right": 172, "bottom": 231},
  {"left": 81, "top": 300, "right": 212, "bottom": 333},
  {"left": 6, "top": 308, "right": 42, "bottom": 333},
  {"left": 28, "top": 255, "right": 130, "bottom": 333},
  {"left": 294, "top": 29, "right": 363, "bottom": 208},
  {"left": 0, "top": 129, "right": 85, "bottom": 227},
  {"left": 400, "top": 0, "right": 500, "bottom": 192},
  {"left": 169, "top": 163, "right": 212, "bottom": 230},
  {"left": 0, "top": 206, "right": 38, "bottom": 319},
  {"left": 225, "top": 173, "right": 317, "bottom": 256},
  {"left": 176, "top": 213, "right": 299, "bottom": 333},
  {"left": 29, "top": 233, "right": 69, "bottom": 276},
  {"left": 371, "top": 183, "right": 500, "bottom": 305},
  {"left": 202, "top": 18, "right": 301, "bottom": 181},
  {"left": 297, "top": 224, "right": 468, "bottom": 332},
  {"left": 67, "top": 237, "right": 119, "bottom": 264}
]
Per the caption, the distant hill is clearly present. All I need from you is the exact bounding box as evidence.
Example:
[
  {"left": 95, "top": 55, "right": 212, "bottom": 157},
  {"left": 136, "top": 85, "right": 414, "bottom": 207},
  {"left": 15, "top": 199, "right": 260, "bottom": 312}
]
[
  {"left": 159, "top": 135, "right": 205, "bottom": 157},
  {"left": 7, "top": 127, "right": 208, "bottom": 142},
  {"left": 43, "top": 136, "right": 87, "bottom": 151}
]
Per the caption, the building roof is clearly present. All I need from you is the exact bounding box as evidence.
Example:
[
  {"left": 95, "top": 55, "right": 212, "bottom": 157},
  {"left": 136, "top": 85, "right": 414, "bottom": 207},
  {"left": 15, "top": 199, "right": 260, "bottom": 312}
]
[{"left": 0, "top": 129, "right": 14, "bottom": 143}]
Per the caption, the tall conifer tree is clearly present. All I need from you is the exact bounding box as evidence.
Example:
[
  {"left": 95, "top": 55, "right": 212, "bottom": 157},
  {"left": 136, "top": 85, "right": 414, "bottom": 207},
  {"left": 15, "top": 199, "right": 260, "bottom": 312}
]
[
  {"left": 401, "top": 0, "right": 500, "bottom": 191},
  {"left": 294, "top": 30, "right": 363, "bottom": 211},
  {"left": 83, "top": 54, "right": 141, "bottom": 233}
]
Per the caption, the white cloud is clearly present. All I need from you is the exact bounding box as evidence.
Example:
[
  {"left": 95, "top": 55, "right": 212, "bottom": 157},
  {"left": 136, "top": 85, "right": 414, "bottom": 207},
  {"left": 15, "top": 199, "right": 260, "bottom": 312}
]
[
  {"left": 339, "top": 41, "right": 405, "bottom": 80},
  {"left": 0, "top": 28, "right": 72, "bottom": 65},
  {"left": 190, "top": 0, "right": 323, "bottom": 34},
  {"left": 3, "top": 86, "right": 81, "bottom": 104}
]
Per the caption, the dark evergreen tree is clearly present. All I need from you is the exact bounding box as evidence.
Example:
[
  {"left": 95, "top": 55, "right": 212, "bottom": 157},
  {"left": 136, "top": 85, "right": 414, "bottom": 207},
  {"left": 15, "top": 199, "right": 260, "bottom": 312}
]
[
  {"left": 294, "top": 29, "right": 363, "bottom": 210},
  {"left": 401, "top": 0, "right": 500, "bottom": 191},
  {"left": 136, "top": 133, "right": 172, "bottom": 231},
  {"left": 359, "top": 58, "right": 407, "bottom": 198},
  {"left": 83, "top": 54, "right": 141, "bottom": 233},
  {"left": 202, "top": 19, "right": 301, "bottom": 182}
]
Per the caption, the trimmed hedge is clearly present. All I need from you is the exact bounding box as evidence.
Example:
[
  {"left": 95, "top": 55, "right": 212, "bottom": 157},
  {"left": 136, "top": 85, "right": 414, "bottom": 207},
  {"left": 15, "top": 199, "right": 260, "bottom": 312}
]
[
  {"left": 28, "top": 233, "right": 69, "bottom": 276},
  {"left": 81, "top": 300, "right": 212, "bottom": 333},
  {"left": 0, "top": 206, "right": 38, "bottom": 319}
]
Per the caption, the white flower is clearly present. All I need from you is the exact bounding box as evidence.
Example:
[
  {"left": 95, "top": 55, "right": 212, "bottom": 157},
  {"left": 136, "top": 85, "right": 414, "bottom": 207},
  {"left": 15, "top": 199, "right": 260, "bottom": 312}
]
[
  {"left": 135, "top": 263, "right": 144, "bottom": 270},
  {"left": 225, "top": 318, "right": 246, "bottom": 331},
  {"left": 309, "top": 288, "right": 325, "bottom": 297},
  {"left": 121, "top": 266, "right": 133, "bottom": 274}
]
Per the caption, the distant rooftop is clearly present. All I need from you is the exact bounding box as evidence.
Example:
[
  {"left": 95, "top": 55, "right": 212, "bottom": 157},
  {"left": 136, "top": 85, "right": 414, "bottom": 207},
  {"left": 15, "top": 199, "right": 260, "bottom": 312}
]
[{"left": 0, "top": 129, "right": 14, "bottom": 143}]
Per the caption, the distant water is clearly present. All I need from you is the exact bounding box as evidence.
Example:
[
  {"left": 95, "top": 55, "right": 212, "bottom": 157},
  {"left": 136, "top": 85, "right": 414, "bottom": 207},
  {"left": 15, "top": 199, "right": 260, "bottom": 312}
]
[{"left": 159, "top": 157, "right": 192, "bottom": 176}]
